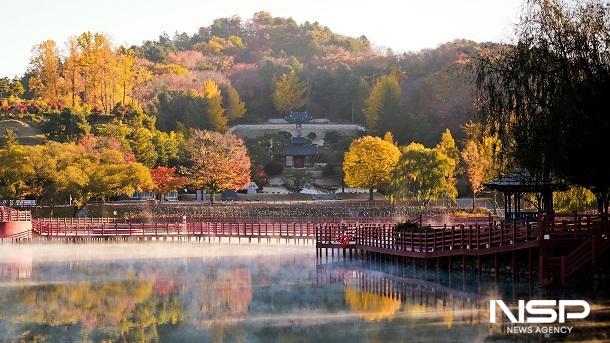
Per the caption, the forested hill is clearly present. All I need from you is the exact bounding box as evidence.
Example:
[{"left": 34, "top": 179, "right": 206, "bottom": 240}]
[
  {"left": 133, "top": 13, "right": 484, "bottom": 145},
  {"left": 3, "top": 11, "right": 491, "bottom": 146}
]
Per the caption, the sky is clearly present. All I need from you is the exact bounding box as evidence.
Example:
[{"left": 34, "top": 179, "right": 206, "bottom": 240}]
[{"left": 1, "top": 0, "right": 523, "bottom": 77}]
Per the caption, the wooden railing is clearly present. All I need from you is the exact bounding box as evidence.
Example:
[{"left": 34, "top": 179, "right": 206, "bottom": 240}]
[
  {"left": 542, "top": 235, "right": 610, "bottom": 284},
  {"left": 316, "top": 221, "right": 541, "bottom": 254},
  {"left": 0, "top": 206, "right": 31, "bottom": 222},
  {"left": 316, "top": 215, "right": 610, "bottom": 255},
  {"left": 32, "top": 220, "right": 318, "bottom": 239}
]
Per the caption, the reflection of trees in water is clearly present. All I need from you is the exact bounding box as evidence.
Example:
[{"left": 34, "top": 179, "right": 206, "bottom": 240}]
[
  {"left": 318, "top": 266, "right": 486, "bottom": 329},
  {"left": 118, "top": 294, "right": 183, "bottom": 342},
  {"left": 344, "top": 286, "right": 401, "bottom": 321},
  {"left": 0, "top": 279, "right": 153, "bottom": 327},
  {"left": 0, "top": 263, "right": 254, "bottom": 341},
  {"left": 188, "top": 268, "right": 252, "bottom": 328},
  {"left": 181, "top": 267, "right": 252, "bottom": 343},
  {"left": 0, "top": 276, "right": 184, "bottom": 342}
]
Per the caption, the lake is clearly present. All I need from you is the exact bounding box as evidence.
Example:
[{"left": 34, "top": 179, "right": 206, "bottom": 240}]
[{"left": 0, "top": 242, "right": 608, "bottom": 342}]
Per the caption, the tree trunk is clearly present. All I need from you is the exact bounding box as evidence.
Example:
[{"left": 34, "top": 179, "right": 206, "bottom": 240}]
[
  {"left": 210, "top": 192, "right": 215, "bottom": 206},
  {"left": 369, "top": 188, "right": 374, "bottom": 201},
  {"left": 596, "top": 190, "right": 609, "bottom": 219},
  {"left": 472, "top": 192, "right": 477, "bottom": 212}
]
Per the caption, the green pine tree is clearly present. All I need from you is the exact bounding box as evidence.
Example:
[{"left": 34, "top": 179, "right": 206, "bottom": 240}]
[
  {"left": 272, "top": 70, "right": 307, "bottom": 114},
  {"left": 1, "top": 128, "right": 18, "bottom": 148},
  {"left": 363, "top": 74, "right": 401, "bottom": 135},
  {"left": 220, "top": 83, "right": 246, "bottom": 120},
  {"left": 132, "top": 128, "right": 158, "bottom": 168},
  {"left": 202, "top": 80, "right": 228, "bottom": 133}
]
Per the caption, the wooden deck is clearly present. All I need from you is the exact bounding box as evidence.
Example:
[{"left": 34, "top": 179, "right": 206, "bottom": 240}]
[
  {"left": 315, "top": 215, "right": 610, "bottom": 286},
  {"left": 17, "top": 212, "right": 610, "bottom": 286},
  {"left": 32, "top": 218, "right": 319, "bottom": 240}
]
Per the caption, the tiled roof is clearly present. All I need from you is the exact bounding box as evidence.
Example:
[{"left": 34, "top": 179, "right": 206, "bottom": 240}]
[
  {"left": 484, "top": 169, "right": 567, "bottom": 192},
  {"left": 284, "top": 136, "right": 319, "bottom": 156}
]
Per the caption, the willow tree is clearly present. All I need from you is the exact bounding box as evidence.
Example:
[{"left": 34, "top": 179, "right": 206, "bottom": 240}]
[
  {"left": 388, "top": 143, "right": 456, "bottom": 213},
  {"left": 473, "top": 0, "right": 610, "bottom": 215}
]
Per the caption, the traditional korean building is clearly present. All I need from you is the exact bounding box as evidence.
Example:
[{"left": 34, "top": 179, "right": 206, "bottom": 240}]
[
  {"left": 283, "top": 112, "right": 320, "bottom": 168},
  {"left": 484, "top": 169, "right": 568, "bottom": 220}
]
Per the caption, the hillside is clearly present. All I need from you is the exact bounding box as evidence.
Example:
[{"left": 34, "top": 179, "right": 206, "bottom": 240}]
[
  {"left": 3, "top": 12, "right": 495, "bottom": 148},
  {"left": 131, "top": 14, "right": 486, "bottom": 144}
]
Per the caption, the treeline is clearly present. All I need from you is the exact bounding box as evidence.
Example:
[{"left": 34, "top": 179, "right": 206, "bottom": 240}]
[
  {"left": 0, "top": 128, "right": 252, "bottom": 210},
  {"left": 4, "top": 12, "right": 488, "bottom": 146}
]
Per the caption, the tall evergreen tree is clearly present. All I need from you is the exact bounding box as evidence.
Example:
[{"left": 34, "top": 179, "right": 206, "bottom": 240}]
[
  {"left": 363, "top": 74, "right": 401, "bottom": 136},
  {"left": 220, "top": 83, "right": 246, "bottom": 120},
  {"left": 132, "top": 128, "right": 158, "bottom": 168},
  {"left": 1, "top": 129, "right": 18, "bottom": 148},
  {"left": 435, "top": 129, "right": 459, "bottom": 166},
  {"left": 202, "top": 80, "right": 228, "bottom": 133},
  {"left": 0, "top": 78, "right": 10, "bottom": 98},
  {"left": 272, "top": 70, "right": 307, "bottom": 114}
]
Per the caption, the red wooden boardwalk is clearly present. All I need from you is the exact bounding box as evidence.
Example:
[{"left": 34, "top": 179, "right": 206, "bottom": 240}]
[
  {"left": 23, "top": 213, "right": 610, "bottom": 285},
  {"left": 32, "top": 218, "right": 321, "bottom": 240},
  {"left": 315, "top": 215, "right": 610, "bottom": 286}
]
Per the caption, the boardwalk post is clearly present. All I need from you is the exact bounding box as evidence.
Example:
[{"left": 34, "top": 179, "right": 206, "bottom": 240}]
[
  {"left": 451, "top": 225, "right": 455, "bottom": 249},
  {"left": 512, "top": 221, "right": 516, "bottom": 244},
  {"left": 424, "top": 230, "right": 428, "bottom": 253},
  {"left": 488, "top": 222, "right": 492, "bottom": 248}
]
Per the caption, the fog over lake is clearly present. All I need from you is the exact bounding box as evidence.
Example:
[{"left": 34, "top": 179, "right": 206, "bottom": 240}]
[{"left": 0, "top": 243, "right": 609, "bottom": 342}]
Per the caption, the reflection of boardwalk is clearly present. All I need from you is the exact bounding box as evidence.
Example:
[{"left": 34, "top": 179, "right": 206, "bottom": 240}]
[
  {"left": 316, "top": 263, "right": 487, "bottom": 326},
  {"left": 316, "top": 215, "right": 610, "bottom": 286},
  {"left": 317, "top": 263, "right": 481, "bottom": 302}
]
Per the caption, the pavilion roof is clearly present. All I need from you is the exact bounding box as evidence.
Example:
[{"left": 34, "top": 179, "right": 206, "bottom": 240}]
[
  {"left": 285, "top": 111, "right": 312, "bottom": 124},
  {"left": 484, "top": 169, "right": 568, "bottom": 192},
  {"left": 284, "top": 136, "right": 319, "bottom": 156}
]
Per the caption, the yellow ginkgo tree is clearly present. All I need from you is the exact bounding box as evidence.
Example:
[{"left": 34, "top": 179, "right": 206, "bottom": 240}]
[{"left": 343, "top": 136, "right": 401, "bottom": 201}]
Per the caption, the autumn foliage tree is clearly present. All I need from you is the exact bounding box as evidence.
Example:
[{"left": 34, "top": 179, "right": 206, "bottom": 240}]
[
  {"left": 27, "top": 32, "right": 150, "bottom": 111},
  {"left": 28, "top": 40, "right": 61, "bottom": 101},
  {"left": 150, "top": 166, "right": 186, "bottom": 201},
  {"left": 184, "top": 130, "right": 251, "bottom": 204},
  {"left": 461, "top": 140, "right": 490, "bottom": 211},
  {"left": 343, "top": 136, "right": 401, "bottom": 201},
  {"left": 0, "top": 138, "right": 153, "bottom": 213}
]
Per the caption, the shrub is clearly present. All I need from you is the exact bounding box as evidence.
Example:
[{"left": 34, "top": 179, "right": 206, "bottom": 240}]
[{"left": 264, "top": 160, "right": 284, "bottom": 176}]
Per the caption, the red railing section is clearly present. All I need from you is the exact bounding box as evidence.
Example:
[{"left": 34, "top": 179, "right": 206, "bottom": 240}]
[
  {"left": 32, "top": 218, "right": 320, "bottom": 239},
  {"left": 0, "top": 206, "right": 31, "bottom": 222}
]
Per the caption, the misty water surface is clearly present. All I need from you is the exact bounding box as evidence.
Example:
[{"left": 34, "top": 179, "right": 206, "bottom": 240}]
[{"left": 0, "top": 242, "right": 608, "bottom": 342}]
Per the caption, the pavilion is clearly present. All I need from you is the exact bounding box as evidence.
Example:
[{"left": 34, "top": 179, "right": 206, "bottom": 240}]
[
  {"left": 484, "top": 169, "right": 568, "bottom": 220},
  {"left": 283, "top": 112, "right": 320, "bottom": 168}
]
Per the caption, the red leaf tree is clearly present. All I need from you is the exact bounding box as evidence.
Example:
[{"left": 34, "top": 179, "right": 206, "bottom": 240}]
[
  {"left": 150, "top": 166, "right": 186, "bottom": 201},
  {"left": 184, "top": 130, "right": 251, "bottom": 204}
]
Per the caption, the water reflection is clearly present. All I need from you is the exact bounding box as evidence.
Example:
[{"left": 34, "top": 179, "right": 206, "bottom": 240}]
[{"left": 0, "top": 243, "right": 609, "bottom": 342}]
